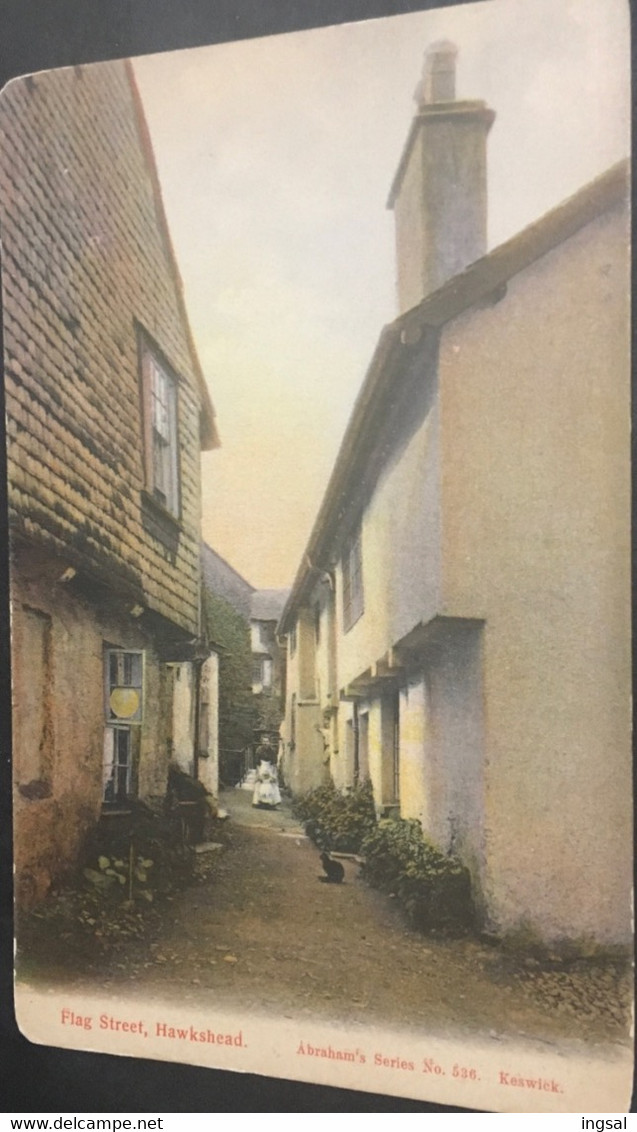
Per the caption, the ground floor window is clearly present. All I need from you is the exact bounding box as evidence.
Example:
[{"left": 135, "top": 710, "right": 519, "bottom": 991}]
[
  {"left": 103, "top": 648, "right": 144, "bottom": 804},
  {"left": 102, "top": 726, "right": 136, "bottom": 802}
]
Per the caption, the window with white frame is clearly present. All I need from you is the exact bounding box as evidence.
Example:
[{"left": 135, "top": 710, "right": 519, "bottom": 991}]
[
  {"left": 103, "top": 649, "right": 144, "bottom": 804},
  {"left": 252, "top": 655, "right": 274, "bottom": 688},
  {"left": 342, "top": 523, "right": 364, "bottom": 632},
  {"left": 140, "top": 338, "right": 180, "bottom": 517}
]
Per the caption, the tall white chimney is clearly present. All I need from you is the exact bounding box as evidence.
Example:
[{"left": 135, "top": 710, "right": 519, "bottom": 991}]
[{"left": 387, "top": 41, "right": 495, "bottom": 314}]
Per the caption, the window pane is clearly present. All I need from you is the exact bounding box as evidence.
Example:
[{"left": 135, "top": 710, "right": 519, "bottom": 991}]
[
  {"left": 106, "top": 650, "right": 143, "bottom": 722},
  {"left": 102, "top": 728, "right": 115, "bottom": 800},
  {"left": 342, "top": 524, "right": 364, "bottom": 631},
  {"left": 151, "top": 361, "right": 170, "bottom": 438},
  {"left": 129, "top": 653, "right": 142, "bottom": 687},
  {"left": 121, "top": 652, "right": 142, "bottom": 688},
  {"left": 144, "top": 345, "right": 179, "bottom": 516},
  {"left": 116, "top": 729, "right": 131, "bottom": 797},
  {"left": 103, "top": 727, "right": 132, "bottom": 803}
]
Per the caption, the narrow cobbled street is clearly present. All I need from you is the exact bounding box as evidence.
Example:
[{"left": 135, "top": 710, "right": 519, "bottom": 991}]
[{"left": 35, "top": 790, "right": 630, "bottom": 1056}]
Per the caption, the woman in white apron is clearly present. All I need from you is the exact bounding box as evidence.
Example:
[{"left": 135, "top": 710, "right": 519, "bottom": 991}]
[{"left": 252, "top": 737, "right": 282, "bottom": 808}]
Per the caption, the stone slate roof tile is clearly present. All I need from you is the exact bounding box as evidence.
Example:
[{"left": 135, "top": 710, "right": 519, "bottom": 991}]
[
  {"left": 201, "top": 542, "right": 254, "bottom": 620},
  {"left": 2, "top": 60, "right": 212, "bottom": 637},
  {"left": 250, "top": 589, "right": 290, "bottom": 622}
]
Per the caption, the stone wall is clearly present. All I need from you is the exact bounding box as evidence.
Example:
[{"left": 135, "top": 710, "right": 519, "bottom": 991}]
[{"left": 12, "top": 544, "right": 174, "bottom": 905}]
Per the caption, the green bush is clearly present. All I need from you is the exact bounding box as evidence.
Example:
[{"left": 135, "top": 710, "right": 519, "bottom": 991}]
[
  {"left": 361, "top": 818, "right": 473, "bottom": 933},
  {"left": 17, "top": 801, "right": 208, "bottom": 971},
  {"left": 293, "top": 779, "right": 376, "bottom": 853},
  {"left": 294, "top": 782, "right": 473, "bottom": 934}
]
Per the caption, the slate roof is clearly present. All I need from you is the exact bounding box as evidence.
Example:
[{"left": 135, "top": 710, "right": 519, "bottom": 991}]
[
  {"left": 201, "top": 543, "right": 254, "bottom": 619},
  {"left": 250, "top": 589, "right": 290, "bottom": 623}
]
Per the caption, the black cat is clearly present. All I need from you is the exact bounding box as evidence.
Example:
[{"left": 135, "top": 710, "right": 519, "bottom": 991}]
[{"left": 319, "top": 851, "right": 345, "bottom": 884}]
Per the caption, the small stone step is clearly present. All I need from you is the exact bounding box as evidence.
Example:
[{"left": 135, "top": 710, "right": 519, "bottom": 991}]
[{"left": 194, "top": 841, "right": 224, "bottom": 854}]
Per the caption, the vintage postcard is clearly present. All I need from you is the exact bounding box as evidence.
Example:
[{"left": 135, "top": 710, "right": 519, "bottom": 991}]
[{"left": 5, "top": 0, "right": 633, "bottom": 1113}]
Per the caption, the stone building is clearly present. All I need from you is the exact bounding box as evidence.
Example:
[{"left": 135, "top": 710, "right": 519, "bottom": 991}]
[
  {"left": 279, "top": 44, "right": 631, "bottom": 945},
  {"left": 250, "top": 589, "right": 288, "bottom": 729},
  {"left": 201, "top": 541, "right": 289, "bottom": 756},
  {"left": 200, "top": 542, "right": 254, "bottom": 782},
  {"left": 3, "top": 60, "right": 220, "bottom": 906}
]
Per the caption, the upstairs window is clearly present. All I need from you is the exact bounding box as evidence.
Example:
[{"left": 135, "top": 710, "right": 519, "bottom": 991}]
[
  {"left": 252, "top": 655, "right": 274, "bottom": 688},
  {"left": 140, "top": 336, "right": 180, "bottom": 518},
  {"left": 342, "top": 523, "right": 364, "bottom": 632}
]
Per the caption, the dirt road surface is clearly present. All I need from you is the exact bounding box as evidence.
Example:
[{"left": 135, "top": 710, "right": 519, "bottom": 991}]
[{"left": 25, "top": 788, "right": 629, "bottom": 1056}]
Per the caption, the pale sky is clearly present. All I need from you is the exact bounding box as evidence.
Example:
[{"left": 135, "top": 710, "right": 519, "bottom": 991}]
[{"left": 133, "top": 0, "right": 630, "bottom": 589}]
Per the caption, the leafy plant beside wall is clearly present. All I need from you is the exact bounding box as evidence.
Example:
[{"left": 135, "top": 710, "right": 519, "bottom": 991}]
[
  {"left": 295, "top": 779, "right": 473, "bottom": 934},
  {"left": 16, "top": 802, "right": 201, "bottom": 968},
  {"left": 293, "top": 779, "right": 376, "bottom": 853},
  {"left": 361, "top": 818, "right": 473, "bottom": 933},
  {"left": 83, "top": 849, "right": 154, "bottom": 905}
]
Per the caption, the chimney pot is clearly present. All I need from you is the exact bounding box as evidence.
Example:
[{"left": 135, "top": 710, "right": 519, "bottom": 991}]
[
  {"left": 417, "top": 39, "right": 458, "bottom": 106},
  {"left": 389, "top": 40, "right": 494, "bottom": 312}
]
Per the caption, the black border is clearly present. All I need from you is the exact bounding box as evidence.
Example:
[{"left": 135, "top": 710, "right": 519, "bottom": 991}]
[{"left": 0, "top": 0, "right": 634, "bottom": 1114}]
